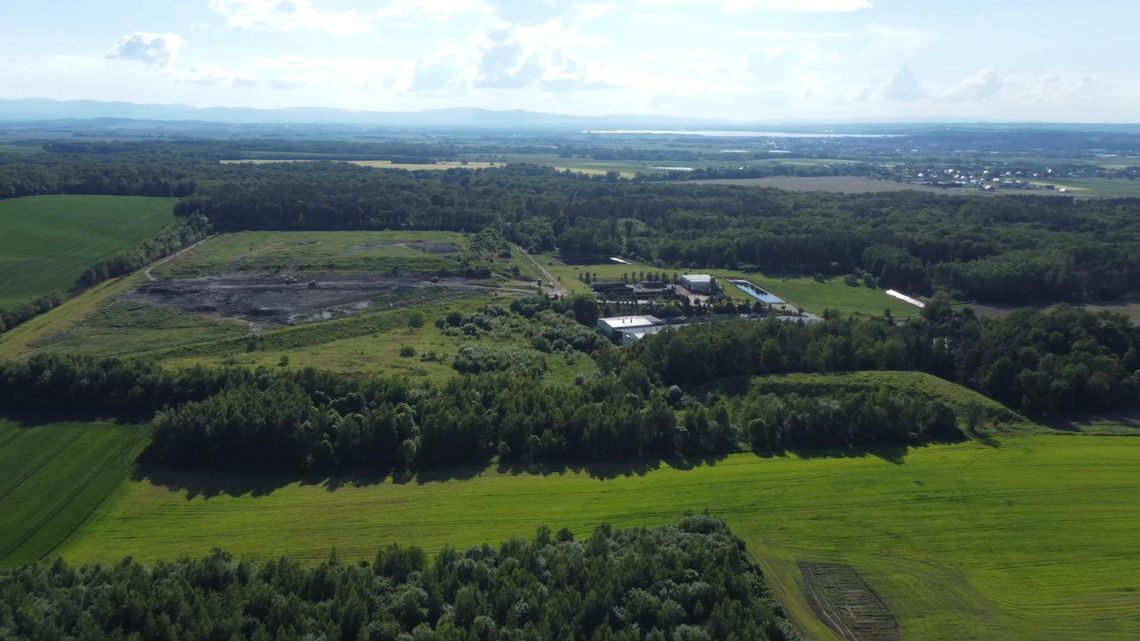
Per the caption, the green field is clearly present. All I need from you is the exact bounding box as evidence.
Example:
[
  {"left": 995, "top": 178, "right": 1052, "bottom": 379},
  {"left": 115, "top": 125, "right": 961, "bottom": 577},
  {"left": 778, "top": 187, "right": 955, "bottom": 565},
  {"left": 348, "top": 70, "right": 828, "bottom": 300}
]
[
  {"left": 220, "top": 159, "right": 504, "bottom": 170},
  {"left": 0, "top": 418, "right": 147, "bottom": 566},
  {"left": 0, "top": 195, "right": 175, "bottom": 307},
  {"left": 153, "top": 229, "right": 540, "bottom": 284},
  {"left": 542, "top": 255, "right": 913, "bottom": 317},
  {"left": 41, "top": 434, "right": 1136, "bottom": 641}
]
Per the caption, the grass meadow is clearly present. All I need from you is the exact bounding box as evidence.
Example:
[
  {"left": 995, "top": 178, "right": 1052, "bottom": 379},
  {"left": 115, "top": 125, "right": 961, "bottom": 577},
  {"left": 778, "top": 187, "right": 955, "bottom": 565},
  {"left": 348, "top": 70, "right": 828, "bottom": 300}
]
[
  {"left": 0, "top": 195, "right": 174, "bottom": 307},
  {"left": 43, "top": 434, "right": 1138, "bottom": 641}
]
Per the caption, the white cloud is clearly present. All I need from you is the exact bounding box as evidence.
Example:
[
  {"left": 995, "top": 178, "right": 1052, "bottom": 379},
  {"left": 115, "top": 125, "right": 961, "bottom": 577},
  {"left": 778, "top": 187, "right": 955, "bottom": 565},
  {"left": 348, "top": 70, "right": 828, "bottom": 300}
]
[
  {"left": 476, "top": 28, "right": 547, "bottom": 88},
  {"left": 106, "top": 32, "right": 184, "bottom": 69},
  {"left": 177, "top": 66, "right": 259, "bottom": 88},
  {"left": 940, "top": 68, "right": 1003, "bottom": 101},
  {"left": 634, "top": 0, "right": 871, "bottom": 12},
  {"left": 878, "top": 66, "right": 925, "bottom": 101},
  {"left": 207, "top": 0, "right": 372, "bottom": 35},
  {"left": 409, "top": 54, "right": 469, "bottom": 91},
  {"left": 269, "top": 79, "right": 307, "bottom": 90}
]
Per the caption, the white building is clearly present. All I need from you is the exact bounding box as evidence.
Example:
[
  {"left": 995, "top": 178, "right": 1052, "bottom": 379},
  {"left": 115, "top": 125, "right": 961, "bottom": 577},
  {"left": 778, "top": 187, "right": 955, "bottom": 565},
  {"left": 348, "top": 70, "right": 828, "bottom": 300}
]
[
  {"left": 617, "top": 325, "right": 670, "bottom": 345},
  {"left": 680, "top": 274, "right": 715, "bottom": 292},
  {"left": 596, "top": 315, "right": 664, "bottom": 340}
]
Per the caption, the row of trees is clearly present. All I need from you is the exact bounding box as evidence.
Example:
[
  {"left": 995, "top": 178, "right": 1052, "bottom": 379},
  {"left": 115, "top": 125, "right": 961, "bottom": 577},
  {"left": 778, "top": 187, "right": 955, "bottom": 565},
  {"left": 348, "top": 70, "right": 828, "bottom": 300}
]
[
  {"left": 74, "top": 215, "right": 211, "bottom": 288},
  {"left": 0, "top": 291, "right": 63, "bottom": 334},
  {"left": 5, "top": 149, "right": 1139, "bottom": 304},
  {"left": 3, "top": 306, "right": 1132, "bottom": 473},
  {"left": 167, "top": 163, "right": 1140, "bottom": 303},
  {"left": 0, "top": 516, "right": 800, "bottom": 641},
  {"left": 626, "top": 304, "right": 1140, "bottom": 415},
  {"left": 737, "top": 390, "right": 960, "bottom": 451}
]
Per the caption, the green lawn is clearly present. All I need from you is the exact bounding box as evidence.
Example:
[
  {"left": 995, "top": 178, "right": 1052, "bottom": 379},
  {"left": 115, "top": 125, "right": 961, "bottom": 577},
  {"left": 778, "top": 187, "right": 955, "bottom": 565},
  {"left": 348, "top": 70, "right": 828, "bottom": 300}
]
[
  {"left": 52, "top": 434, "right": 1138, "bottom": 641},
  {"left": 0, "top": 195, "right": 175, "bottom": 308},
  {"left": 0, "top": 418, "right": 147, "bottom": 566}
]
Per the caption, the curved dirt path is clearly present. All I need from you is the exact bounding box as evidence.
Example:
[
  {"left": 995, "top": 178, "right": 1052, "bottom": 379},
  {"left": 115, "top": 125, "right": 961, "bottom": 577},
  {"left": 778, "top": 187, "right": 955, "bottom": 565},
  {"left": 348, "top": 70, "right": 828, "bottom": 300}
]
[{"left": 144, "top": 236, "right": 211, "bottom": 282}]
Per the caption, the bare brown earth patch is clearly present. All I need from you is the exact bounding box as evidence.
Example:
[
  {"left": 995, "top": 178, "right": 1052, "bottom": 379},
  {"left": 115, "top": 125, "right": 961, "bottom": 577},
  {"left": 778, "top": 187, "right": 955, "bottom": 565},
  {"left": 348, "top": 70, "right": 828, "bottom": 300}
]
[
  {"left": 131, "top": 273, "right": 485, "bottom": 328},
  {"left": 800, "top": 562, "right": 900, "bottom": 641}
]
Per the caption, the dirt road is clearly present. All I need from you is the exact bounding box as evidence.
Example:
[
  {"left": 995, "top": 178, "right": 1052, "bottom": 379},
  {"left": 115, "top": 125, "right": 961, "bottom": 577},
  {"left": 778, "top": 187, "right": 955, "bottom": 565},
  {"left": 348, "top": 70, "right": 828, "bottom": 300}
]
[{"left": 515, "top": 245, "right": 570, "bottom": 297}]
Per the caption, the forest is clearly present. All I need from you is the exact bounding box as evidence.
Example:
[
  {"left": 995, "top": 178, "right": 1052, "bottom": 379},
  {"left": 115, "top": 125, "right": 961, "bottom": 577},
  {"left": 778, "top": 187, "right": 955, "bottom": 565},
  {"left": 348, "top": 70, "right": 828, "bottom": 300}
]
[
  {"left": 3, "top": 146, "right": 1140, "bottom": 304},
  {"left": 1, "top": 304, "right": 1134, "bottom": 473},
  {"left": 0, "top": 515, "right": 800, "bottom": 641}
]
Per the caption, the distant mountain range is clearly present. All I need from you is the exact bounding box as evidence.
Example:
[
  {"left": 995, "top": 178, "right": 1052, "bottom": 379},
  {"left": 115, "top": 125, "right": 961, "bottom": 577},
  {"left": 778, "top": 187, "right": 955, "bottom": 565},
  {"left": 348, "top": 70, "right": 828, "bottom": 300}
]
[{"left": 0, "top": 98, "right": 722, "bottom": 130}]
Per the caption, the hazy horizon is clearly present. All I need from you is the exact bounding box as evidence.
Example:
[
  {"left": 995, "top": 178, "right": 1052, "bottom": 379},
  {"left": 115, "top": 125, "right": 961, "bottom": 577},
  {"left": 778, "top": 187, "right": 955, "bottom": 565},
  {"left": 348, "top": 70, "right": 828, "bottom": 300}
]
[{"left": 2, "top": 1, "right": 1139, "bottom": 123}]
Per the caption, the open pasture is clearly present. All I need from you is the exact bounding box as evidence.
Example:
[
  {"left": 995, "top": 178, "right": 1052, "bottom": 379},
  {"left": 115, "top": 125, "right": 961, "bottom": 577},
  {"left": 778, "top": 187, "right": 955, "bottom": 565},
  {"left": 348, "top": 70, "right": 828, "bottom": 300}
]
[
  {"left": 0, "top": 195, "right": 174, "bottom": 307},
  {"left": 52, "top": 434, "right": 1140, "bottom": 641}
]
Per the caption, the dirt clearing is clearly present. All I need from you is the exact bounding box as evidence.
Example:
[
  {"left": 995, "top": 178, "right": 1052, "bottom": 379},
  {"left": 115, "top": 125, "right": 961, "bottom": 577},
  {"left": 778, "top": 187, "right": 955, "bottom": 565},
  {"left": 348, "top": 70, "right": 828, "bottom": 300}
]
[
  {"left": 800, "top": 562, "right": 899, "bottom": 641},
  {"left": 131, "top": 273, "right": 487, "bottom": 328}
]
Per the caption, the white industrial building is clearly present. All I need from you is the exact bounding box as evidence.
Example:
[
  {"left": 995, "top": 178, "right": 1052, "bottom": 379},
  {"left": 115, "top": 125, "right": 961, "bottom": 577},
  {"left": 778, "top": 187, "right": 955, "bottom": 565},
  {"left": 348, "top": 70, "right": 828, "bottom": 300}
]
[
  {"left": 680, "top": 274, "right": 715, "bottom": 292},
  {"left": 596, "top": 315, "right": 664, "bottom": 341},
  {"left": 617, "top": 325, "right": 669, "bottom": 345}
]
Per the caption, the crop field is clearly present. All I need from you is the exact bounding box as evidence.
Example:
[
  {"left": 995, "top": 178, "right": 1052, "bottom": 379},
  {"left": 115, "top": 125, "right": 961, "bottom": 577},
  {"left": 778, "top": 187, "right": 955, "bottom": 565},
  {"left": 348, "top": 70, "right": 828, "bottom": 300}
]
[
  {"left": 969, "top": 294, "right": 1140, "bottom": 324},
  {"left": 220, "top": 159, "right": 503, "bottom": 170},
  {"left": 0, "top": 195, "right": 175, "bottom": 307},
  {"left": 39, "top": 434, "right": 1136, "bottom": 641},
  {"left": 0, "top": 418, "right": 146, "bottom": 567},
  {"left": 542, "top": 255, "right": 912, "bottom": 318}
]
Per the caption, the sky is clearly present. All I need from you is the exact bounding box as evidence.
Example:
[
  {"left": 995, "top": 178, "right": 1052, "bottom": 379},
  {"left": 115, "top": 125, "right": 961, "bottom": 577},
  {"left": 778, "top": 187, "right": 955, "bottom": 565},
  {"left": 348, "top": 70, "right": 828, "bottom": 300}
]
[{"left": 1, "top": 0, "right": 1137, "bottom": 122}]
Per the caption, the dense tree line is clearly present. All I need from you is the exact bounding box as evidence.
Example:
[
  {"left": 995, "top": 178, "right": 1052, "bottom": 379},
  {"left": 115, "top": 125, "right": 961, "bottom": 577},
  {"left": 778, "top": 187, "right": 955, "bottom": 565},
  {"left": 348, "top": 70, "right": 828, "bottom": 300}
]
[
  {"left": 5, "top": 148, "right": 1139, "bottom": 303},
  {"left": 625, "top": 302, "right": 1140, "bottom": 415},
  {"left": 2, "top": 305, "right": 1131, "bottom": 473},
  {"left": 0, "top": 152, "right": 201, "bottom": 199},
  {"left": 75, "top": 215, "right": 211, "bottom": 288},
  {"left": 0, "top": 291, "right": 63, "bottom": 335},
  {"left": 736, "top": 390, "right": 960, "bottom": 451},
  {"left": 168, "top": 163, "right": 1140, "bottom": 303},
  {"left": 0, "top": 516, "right": 800, "bottom": 641}
]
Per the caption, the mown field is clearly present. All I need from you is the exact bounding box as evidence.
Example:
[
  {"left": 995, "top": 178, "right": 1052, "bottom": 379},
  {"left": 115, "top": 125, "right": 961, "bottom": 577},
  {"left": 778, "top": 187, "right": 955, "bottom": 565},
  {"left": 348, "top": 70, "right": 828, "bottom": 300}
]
[
  {"left": 220, "top": 159, "right": 503, "bottom": 171},
  {"left": 39, "top": 434, "right": 1137, "bottom": 641},
  {"left": 0, "top": 195, "right": 175, "bottom": 307},
  {"left": 0, "top": 418, "right": 147, "bottom": 567},
  {"left": 542, "top": 255, "right": 914, "bottom": 318}
]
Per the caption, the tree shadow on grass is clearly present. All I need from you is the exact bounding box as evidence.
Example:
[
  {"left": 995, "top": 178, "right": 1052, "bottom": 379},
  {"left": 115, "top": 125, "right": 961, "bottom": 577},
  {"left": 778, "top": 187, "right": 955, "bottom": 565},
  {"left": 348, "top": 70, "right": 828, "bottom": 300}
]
[
  {"left": 752, "top": 438, "right": 977, "bottom": 465},
  {"left": 0, "top": 410, "right": 138, "bottom": 428},
  {"left": 495, "top": 452, "right": 730, "bottom": 481},
  {"left": 133, "top": 455, "right": 491, "bottom": 500}
]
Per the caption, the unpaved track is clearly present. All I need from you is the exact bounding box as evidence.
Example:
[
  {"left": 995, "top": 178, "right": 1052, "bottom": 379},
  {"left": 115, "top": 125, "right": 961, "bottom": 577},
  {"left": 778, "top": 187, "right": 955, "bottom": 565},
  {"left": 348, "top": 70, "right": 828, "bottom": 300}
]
[
  {"left": 515, "top": 245, "right": 570, "bottom": 297},
  {"left": 143, "top": 236, "right": 211, "bottom": 282}
]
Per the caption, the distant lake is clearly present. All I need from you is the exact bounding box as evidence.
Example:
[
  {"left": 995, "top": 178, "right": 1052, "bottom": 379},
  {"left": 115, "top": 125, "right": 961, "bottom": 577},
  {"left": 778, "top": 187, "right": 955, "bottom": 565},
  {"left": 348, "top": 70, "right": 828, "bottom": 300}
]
[{"left": 585, "top": 129, "right": 899, "bottom": 138}]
